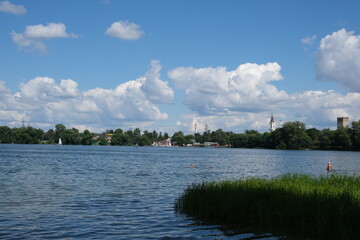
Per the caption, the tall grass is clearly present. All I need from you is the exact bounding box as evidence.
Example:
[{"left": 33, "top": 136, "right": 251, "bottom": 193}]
[{"left": 175, "top": 174, "right": 360, "bottom": 240}]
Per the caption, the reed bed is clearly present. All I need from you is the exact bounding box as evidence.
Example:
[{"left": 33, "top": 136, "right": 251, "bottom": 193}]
[{"left": 175, "top": 174, "right": 360, "bottom": 240}]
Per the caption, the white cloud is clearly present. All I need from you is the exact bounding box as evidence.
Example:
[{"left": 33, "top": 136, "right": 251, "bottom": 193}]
[
  {"left": 139, "top": 60, "right": 174, "bottom": 104},
  {"left": 11, "top": 23, "right": 78, "bottom": 53},
  {"left": 106, "top": 21, "right": 144, "bottom": 40},
  {"left": 169, "top": 62, "right": 287, "bottom": 115},
  {"left": 0, "top": 1, "right": 26, "bottom": 15},
  {"left": 301, "top": 35, "right": 316, "bottom": 45},
  {"left": 24, "top": 23, "right": 75, "bottom": 39},
  {"left": 315, "top": 29, "right": 360, "bottom": 92},
  {"left": 19, "top": 77, "right": 79, "bottom": 100},
  {"left": 179, "top": 112, "right": 274, "bottom": 133},
  {"left": 169, "top": 62, "right": 360, "bottom": 132},
  {"left": 0, "top": 61, "right": 173, "bottom": 130},
  {"left": 175, "top": 90, "right": 360, "bottom": 133}
]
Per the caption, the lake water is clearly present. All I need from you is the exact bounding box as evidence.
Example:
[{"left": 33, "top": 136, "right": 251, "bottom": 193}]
[{"left": 1, "top": 144, "right": 360, "bottom": 239}]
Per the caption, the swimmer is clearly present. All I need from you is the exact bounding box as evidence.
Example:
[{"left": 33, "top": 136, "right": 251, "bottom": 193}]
[{"left": 327, "top": 162, "right": 333, "bottom": 171}]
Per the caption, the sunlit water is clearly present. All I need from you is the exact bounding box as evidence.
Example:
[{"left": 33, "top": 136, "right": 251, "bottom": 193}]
[{"left": 1, "top": 144, "right": 360, "bottom": 239}]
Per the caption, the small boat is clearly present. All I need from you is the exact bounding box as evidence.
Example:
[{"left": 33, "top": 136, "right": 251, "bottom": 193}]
[{"left": 58, "top": 138, "right": 62, "bottom": 145}]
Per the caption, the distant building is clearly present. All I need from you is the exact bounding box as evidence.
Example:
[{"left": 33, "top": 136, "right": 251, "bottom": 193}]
[
  {"left": 152, "top": 138, "right": 172, "bottom": 147},
  {"left": 269, "top": 114, "right": 276, "bottom": 132},
  {"left": 92, "top": 134, "right": 113, "bottom": 144},
  {"left": 204, "top": 142, "right": 219, "bottom": 147},
  {"left": 337, "top": 117, "right": 349, "bottom": 129}
]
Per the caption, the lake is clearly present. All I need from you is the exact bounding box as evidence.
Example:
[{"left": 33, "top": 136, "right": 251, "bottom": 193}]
[{"left": 1, "top": 144, "right": 359, "bottom": 239}]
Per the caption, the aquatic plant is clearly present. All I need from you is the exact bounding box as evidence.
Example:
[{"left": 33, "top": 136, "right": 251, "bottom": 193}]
[{"left": 175, "top": 174, "right": 360, "bottom": 240}]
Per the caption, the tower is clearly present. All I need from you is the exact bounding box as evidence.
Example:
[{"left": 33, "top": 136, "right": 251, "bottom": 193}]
[
  {"left": 337, "top": 117, "right": 349, "bottom": 129},
  {"left": 269, "top": 114, "right": 276, "bottom": 132}
]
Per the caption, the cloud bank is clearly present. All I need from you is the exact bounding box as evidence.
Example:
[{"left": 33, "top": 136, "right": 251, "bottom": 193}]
[
  {"left": 3, "top": 27, "right": 360, "bottom": 133},
  {"left": 0, "top": 1, "right": 26, "bottom": 15},
  {"left": 169, "top": 61, "right": 360, "bottom": 132},
  {"left": 106, "top": 21, "right": 144, "bottom": 40},
  {"left": 0, "top": 61, "right": 173, "bottom": 132},
  {"left": 11, "top": 23, "right": 78, "bottom": 53},
  {"left": 169, "top": 62, "right": 287, "bottom": 115},
  {"left": 316, "top": 29, "right": 360, "bottom": 91}
]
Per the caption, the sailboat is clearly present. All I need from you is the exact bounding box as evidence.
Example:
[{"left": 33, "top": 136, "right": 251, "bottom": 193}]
[{"left": 58, "top": 138, "right": 62, "bottom": 145}]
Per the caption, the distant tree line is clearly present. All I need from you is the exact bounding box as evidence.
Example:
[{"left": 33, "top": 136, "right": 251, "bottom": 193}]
[
  {"left": 1, "top": 121, "right": 360, "bottom": 151},
  {"left": 0, "top": 124, "right": 171, "bottom": 146}
]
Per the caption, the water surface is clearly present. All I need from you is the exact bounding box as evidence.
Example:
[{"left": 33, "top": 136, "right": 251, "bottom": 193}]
[{"left": 1, "top": 145, "right": 359, "bottom": 239}]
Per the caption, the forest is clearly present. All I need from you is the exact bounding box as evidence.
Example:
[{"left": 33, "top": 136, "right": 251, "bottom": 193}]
[{"left": 1, "top": 120, "right": 360, "bottom": 151}]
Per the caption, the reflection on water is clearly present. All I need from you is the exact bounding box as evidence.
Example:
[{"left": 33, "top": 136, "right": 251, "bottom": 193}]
[{"left": 0, "top": 144, "right": 359, "bottom": 239}]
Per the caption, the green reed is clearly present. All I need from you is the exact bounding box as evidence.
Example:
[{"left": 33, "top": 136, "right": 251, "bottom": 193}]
[{"left": 175, "top": 174, "right": 360, "bottom": 240}]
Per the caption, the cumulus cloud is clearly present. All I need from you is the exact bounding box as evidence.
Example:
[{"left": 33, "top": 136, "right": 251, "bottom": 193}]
[
  {"left": 11, "top": 23, "right": 78, "bottom": 53},
  {"left": 19, "top": 77, "right": 79, "bottom": 100},
  {"left": 169, "top": 62, "right": 360, "bottom": 132},
  {"left": 315, "top": 29, "right": 360, "bottom": 91},
  {"left": 106, "top": 21, "right": 144, "bottom": 40},
  {"left": 169, "top": 62, "right": 287, "bottom": 115},
  {"left": 0, "top": 1, "right": 26, "bottom": 15},
  {"left": 0, "top": 61, "right": 173, "bottom": 130},
  {"left": 139, "top": 60, "right": 174, "bottom": 103}
]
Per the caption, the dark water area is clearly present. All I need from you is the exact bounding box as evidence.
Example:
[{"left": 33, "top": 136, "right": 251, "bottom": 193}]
[{"left": 1, "top": 144, "right": 359, "bottom": 239}]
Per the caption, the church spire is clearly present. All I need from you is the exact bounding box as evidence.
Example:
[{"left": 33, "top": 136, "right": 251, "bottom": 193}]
[{"left": 269, "top": 113, "right": 276, "bottom": 132}]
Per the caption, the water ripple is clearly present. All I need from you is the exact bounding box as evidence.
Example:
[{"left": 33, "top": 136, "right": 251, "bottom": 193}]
[{"left": 1, "top": 145, "right": 360, "bottom": 239}]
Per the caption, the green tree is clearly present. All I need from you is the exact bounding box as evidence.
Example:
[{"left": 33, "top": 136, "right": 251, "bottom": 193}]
[
  {"left": 0, "top": 126, "right": 13, "bottom": 143},
  {"left": 12, "top": 127, "right": 34, "bottom": 144},
  {"left": 134, "top": 128, "right": 141, "bottom": 137},
  {"left": 263, "top": 129, "right": 284, "bottom": 149},
  {"left": 98, "top": 137, "right": 108, "bottom": 145},
  {"left": 111, "top": 132, "right": 129, "bottom": 145},
  {"left": 185, "top": 134, "right": 195, "bottom": 145},
  {"left": 350, "top": 120, "right": 360, "bottom": 150},
  {"left": 114, "top": 128, "right": 123, "bottom": 135},
  {"left": 306, "top": 128, "right": 321, "bottom": 149},
  {"left": 157, "top": 132, "right": 163, "bottom": 141},
  {"left": 139, "top": 135, "right": 152, "bottom": 146},
  {"left": 280, "top": 121, "right": 312, "bottom": 150},
  {"left": 319, "top": 129, "right": 335, "bottom": 150},
  {"left": 81, "top": 130, "right": 93, "bottom": 145},
  {"left": 63, "top": 128, "right": 81, "bottom": 145},
  {"left": 334, "top": 128, "right": 352, "bottom": 150},
  {"left": 43, "top": 129, "right": 55, "bottom": 144},
  {"left": 203, "top": 130, "right": 211, "bottom": 142},
  {"left": 229, "top": 133, "right": 248, "bottom": 148},
  {"left": 55, "top": 124, "right": 66, "bottom": 143},
  {"left": 214, "top": 129, "right": 229, "bottom": 146},
  {"left": 125, "top": 130, "right": 134, "bottom": 144},
  {"left": 245, "top": 130, "right": 263, "bottom": 148},
  {"left": 194, "top": 132, "right": 203, "bottom": 143},
  {"left": 172, "top": 131, "right": 186, "bottom": 146}
]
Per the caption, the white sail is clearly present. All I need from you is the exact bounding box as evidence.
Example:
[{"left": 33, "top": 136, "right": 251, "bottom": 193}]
[{"left": 58, "top": 138, "right": 62, "bottom": 145}]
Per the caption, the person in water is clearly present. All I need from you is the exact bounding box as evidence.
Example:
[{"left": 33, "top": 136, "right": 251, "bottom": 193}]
[{"left": 327, "top": 162, "right": 333, "bottom": 171}]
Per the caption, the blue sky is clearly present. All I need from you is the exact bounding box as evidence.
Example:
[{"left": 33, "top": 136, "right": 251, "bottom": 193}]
[{"left": 1, "top": 0, "right": 360, "bottom": 134}]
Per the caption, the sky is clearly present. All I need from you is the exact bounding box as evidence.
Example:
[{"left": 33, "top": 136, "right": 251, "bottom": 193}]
[{"left": 1, "top": 0, "right": 360, "bottom": 134}]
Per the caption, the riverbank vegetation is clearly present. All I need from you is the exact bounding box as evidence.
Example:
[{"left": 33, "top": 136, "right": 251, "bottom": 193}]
[
  {"left": 1, "top": 120, "right": 360, "bottom": 150},
  {"left": 175, "top": 174, "right": 360, "bottom": 240}
]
